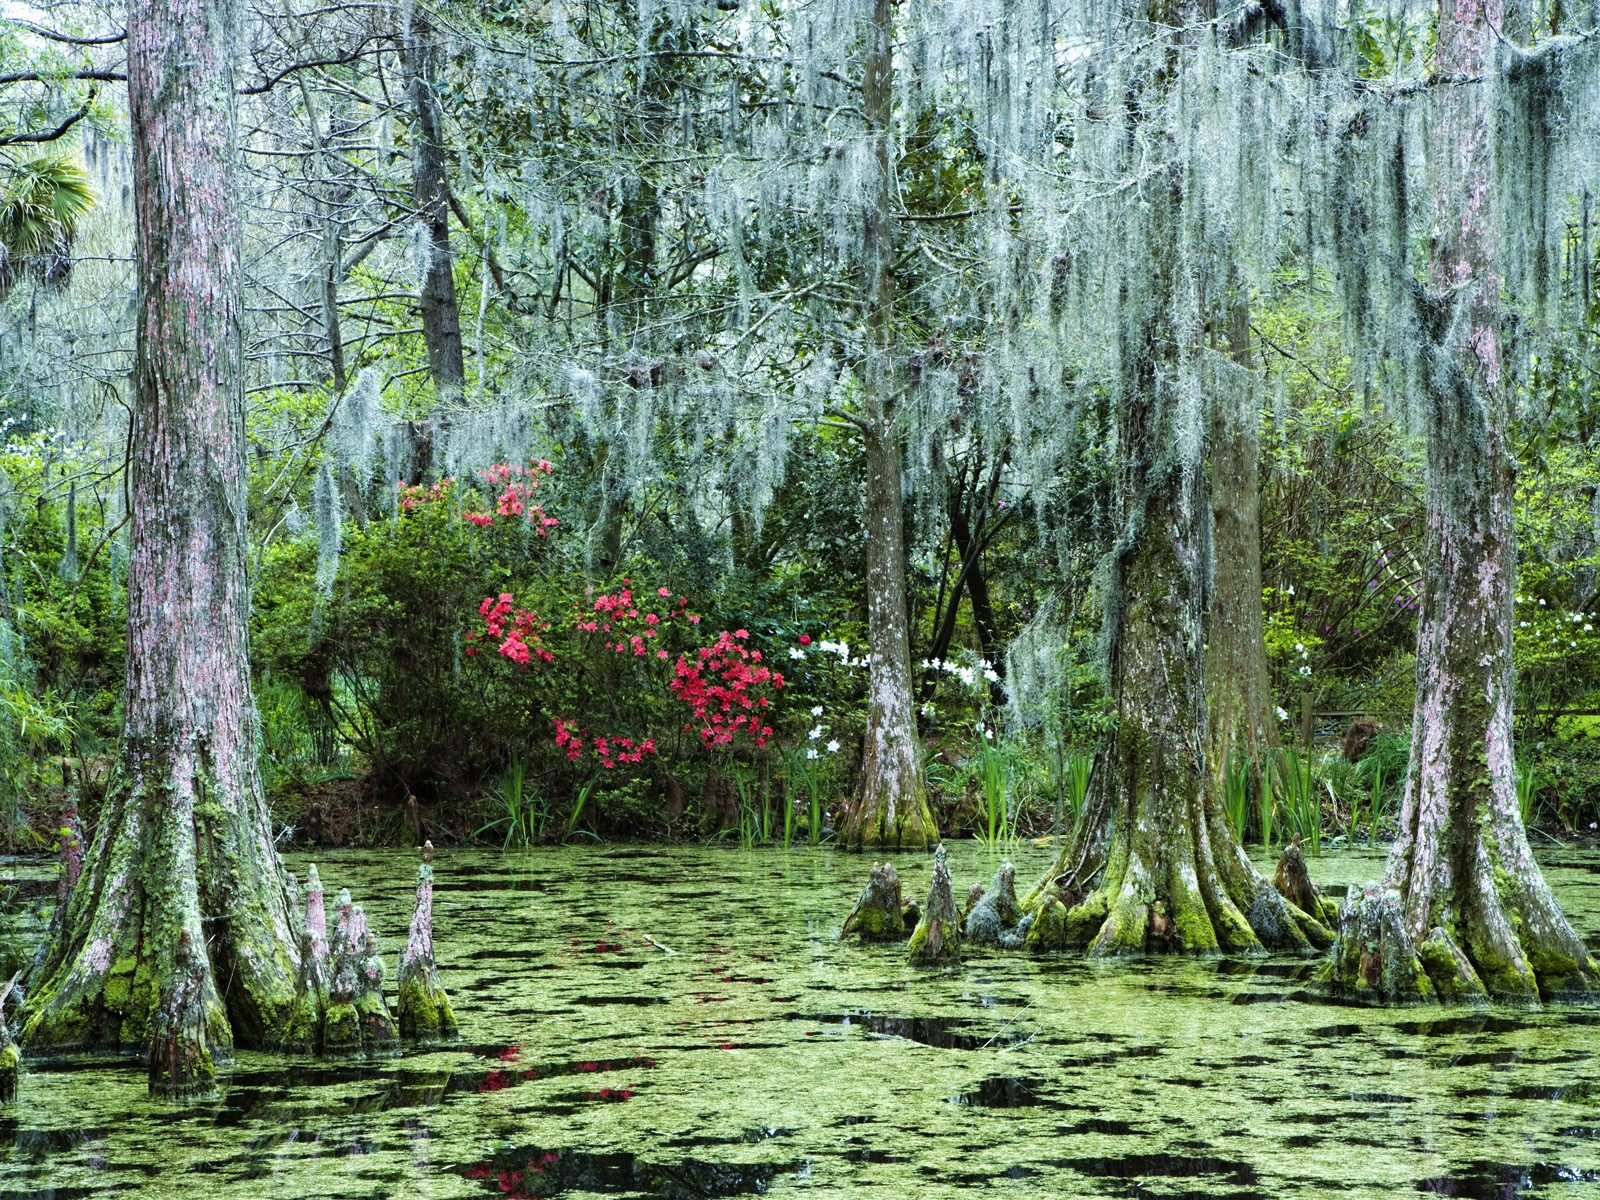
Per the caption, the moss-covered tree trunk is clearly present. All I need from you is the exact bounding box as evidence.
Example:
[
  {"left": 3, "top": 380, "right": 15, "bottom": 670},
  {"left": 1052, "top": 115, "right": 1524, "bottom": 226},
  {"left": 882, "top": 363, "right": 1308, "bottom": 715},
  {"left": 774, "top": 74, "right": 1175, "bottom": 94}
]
[
  {"left": 1024, "top": 413, "right": 1326, "bottom": 956},
  {"left": 22, "top": 0, "right": 300, "bottom": 1096},
  {"left": 840, "top": 0, "right": 935, "bottom": 851},
  {"left": 1023, "top": 3, "right": 1323, "bottom": 956},
  {"left": 1326, "top": 0, "right": 1591, "bottom": 1004},
  {"left": 1205, "top": 301, "right": 1278, "bottom": 788}
]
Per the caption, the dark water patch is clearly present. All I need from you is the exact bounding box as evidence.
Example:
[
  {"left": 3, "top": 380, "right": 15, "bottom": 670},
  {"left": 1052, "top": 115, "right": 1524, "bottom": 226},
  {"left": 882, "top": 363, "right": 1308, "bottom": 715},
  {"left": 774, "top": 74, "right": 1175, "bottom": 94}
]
[
  {"left": 948, "top": 1075, "right": 1048, "bottom": 1108},
  {"left": 1305, "top": 1023, "right": 1370, "bottom": 1039},
  {"left": 1057, "top": 1117, "right": 1139, "bottom": 1136},
  {"left": 660, "top": 1127, "right": 793, "bottom": 1152},
  {"left": 1415, "top": 1160, "right": 1600, "bottom": 1196},
  {"left": 442, "top": 876, "right": 551, "bottom": 893},
  {"left": 447, "top": 1052, "right": 659, "bottom": 1098},
  {"left": 549, "top": 1085, "right": 641, "bottom": 1104},
  {"left": 790, "top": 1011, "right": 1019, "bottom": 1050},
  {"left": 1349, "top": 1093, "right": 1415, "bottom": 1104},
  {"left": 1045, "top": 1151, "right": 1259, "bottom": 1189},
  {"left": 925, "top": 1164, "right": 1041, "bottom": 1185},
  {"left": 459, "top": 1145, "right": 795, "bottom": 1198},
  {"left": 586, "top": 994, "right": 669, "bottom": 1006},
  {"left": 1059, "top": 1043, "right": 1164, "bottom": 1068},
  {"left": 1394, "top": 1015, "right": 1528, "bottom": 1037},
  {"left": 1213, "top": 960, "right": 1318, "bottom": 980},
  {"left": 1284, "top": 1134, "right": 1323, "bottom": 1148},
  {"left": 1509, "top": 1080, "right": 1596, "bottom": 1102},
  {"left": 0, "top": 1123, "right": 113, "bottom": 1159},
  {"left": 1446, "top": 1049, "right": 1522, "bottom": 1068},
  {"left": 840, "top": 1140, "right": 908, "bottom": 1165}
]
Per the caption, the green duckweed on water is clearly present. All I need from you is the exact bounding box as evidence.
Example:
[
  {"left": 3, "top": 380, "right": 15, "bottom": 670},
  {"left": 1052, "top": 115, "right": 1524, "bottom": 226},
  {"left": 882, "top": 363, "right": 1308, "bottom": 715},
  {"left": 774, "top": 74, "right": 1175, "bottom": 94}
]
[{"left": 1, "top": 841, "right": 1599, "bottom": 1199}]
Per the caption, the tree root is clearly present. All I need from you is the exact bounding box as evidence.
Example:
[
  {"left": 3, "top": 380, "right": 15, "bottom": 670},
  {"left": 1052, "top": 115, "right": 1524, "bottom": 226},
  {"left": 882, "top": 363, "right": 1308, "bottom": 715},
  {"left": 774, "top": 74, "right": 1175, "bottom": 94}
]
[{"left": 1324, "top": 880, "right": 1594, "bottom": 1005}]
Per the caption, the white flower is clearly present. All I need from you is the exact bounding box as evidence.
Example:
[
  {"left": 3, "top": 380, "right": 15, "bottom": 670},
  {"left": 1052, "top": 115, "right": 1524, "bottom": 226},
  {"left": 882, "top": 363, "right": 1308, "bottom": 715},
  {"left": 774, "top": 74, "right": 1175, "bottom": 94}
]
[
  {"left": 1539, "top": 598, "right": 1546, "bottom": 606},
  {"left": 1286, "top": 585, "right": 1295, "bottom": 596},
  {"left": 1294, "top": 642, "right": 1305, "bottom": 654},
  {"left": 826, "top": 739, "right": 840, "bottom": 753},
  {"left": 983, "top": 667, "right": 1000, "bottom": 683},
  {"left": 811, "top": 705, "right": 824, "bottom": 716},
  {"left": 788, "top": 647, "right": 806, "bottom": 660},
  {"left": 1298, "top": 665, "right": 1311, "bottom": 677},
  {"left": 1275, "top": 706, "right": 1290, "bottom": 721},
  {"left": 983, "top": 727, "right": 994, "bottom": 741},
  {"left": 1519, "top": 621, "right": 1529, "bottom": 628},
  {"left": 956, "top": 667, "right": 975, "bottom": 686},
  {"left": 808, "top": 725, "right": 823, "bottom": 740},
  {"left": 1586, "top": 624, "right": 1594, "bottom": 632},
  {"left": 806, "top": 748, "right": 819, "bottom": 761}
]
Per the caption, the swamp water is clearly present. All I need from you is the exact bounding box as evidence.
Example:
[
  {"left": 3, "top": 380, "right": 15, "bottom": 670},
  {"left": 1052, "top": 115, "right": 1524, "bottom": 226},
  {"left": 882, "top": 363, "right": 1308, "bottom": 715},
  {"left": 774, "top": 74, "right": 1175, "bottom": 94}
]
[{"left": 1, "top": 841, "right": 1598, "bottom": 1199}]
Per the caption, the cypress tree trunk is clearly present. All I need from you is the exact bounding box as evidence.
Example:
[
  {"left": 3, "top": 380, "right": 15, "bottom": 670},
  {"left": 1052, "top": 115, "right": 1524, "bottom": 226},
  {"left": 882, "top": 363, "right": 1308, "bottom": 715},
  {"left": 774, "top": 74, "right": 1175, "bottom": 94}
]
[
  {"left": 1022, "top": 3, "right": 1324, "bottom": 954},
  {"left": 402, "top": 12, "right": 465, "bottom": 398},
  {"left": 1327, "top": 0, "right": 1592, "bottom": 1003},
  {"left": 1205, "top": 302, "right": 1278, "bottom": 793},
  {"left": 1023, "top": 332, "right": 1325, "bottom": 956},
  {"left": 22, "top": 0, "right": 300, "bottom": 1096},
  {"left": 840, "top": 0, "right": 935, "bottom": 851}
]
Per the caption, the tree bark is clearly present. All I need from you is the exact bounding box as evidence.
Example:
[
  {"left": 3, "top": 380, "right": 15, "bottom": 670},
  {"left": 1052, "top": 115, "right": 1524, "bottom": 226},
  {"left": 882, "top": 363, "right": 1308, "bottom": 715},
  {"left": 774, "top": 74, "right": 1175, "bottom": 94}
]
[
  {"left": 840, "top": 0, "right": 936, "bottom": 851},
  {"left": 22, "top": 0, "right": 301, "bottom": 1096},
  {"left": 1327, "top": 0, "right": 1592, "bottom": 1003},
  {"left": 401, "top": 12, "right": 465, "bottom": 399},
  {"left": 1205, "top": 301, "right": 1278, "bottom": 801}
]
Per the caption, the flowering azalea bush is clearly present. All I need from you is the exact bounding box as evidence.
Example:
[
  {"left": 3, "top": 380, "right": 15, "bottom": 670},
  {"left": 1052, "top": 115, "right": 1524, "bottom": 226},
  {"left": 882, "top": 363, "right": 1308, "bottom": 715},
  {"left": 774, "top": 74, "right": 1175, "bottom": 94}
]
[{"left": 446, "top": 468, "right": 795, "bottom": 805}]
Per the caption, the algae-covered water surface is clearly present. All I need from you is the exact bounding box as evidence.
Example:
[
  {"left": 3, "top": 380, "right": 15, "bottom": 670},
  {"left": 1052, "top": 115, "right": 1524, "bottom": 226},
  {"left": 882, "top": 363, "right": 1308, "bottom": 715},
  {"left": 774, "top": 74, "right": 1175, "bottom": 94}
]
[{"left": 3, "top": 842, "right": 1600, "bottom": 1199}]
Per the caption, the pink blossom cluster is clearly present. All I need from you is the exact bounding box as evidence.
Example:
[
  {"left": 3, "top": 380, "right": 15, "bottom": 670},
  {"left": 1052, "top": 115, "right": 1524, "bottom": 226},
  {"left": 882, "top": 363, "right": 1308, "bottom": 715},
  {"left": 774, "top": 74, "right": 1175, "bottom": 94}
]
[
  {"left": 397, "top": 477, "right": 455, "bottom": 512},
  {"left": 468, "top": 593, "right": 554, "bottom": 666},
  {"left": 670, "top": 629, "right": 784, "bottom": 748},
  {"left": 462, "top": 460, "right": 559, "bottom": 533},
  {"left": 553, "top": 717, "right": 656, "bottom": 769}
]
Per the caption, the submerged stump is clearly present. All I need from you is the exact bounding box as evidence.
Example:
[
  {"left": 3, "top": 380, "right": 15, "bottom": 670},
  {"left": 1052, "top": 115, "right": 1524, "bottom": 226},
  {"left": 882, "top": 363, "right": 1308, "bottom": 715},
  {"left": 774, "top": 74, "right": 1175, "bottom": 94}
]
[
  {"left": 1272, "top": 837, "right": 1329, "bottom": 923},
  {"left": 284, "top": 865, "right": 330, "bottom": 1053},
  {"left": 908, "top": 846, "right": 961, "bottom": 966},
  {"left": 964, "top": 862, "right": 1032, "bottom": 949},
  {"left": 842, "top": 862, "right": 915, "bottom": 942},
  {"left": 325, "top": 890, "right": 398, "bottom": 1057},
  {"left": 398, "top": 843, "right": 458, "bottom": 1042}
]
